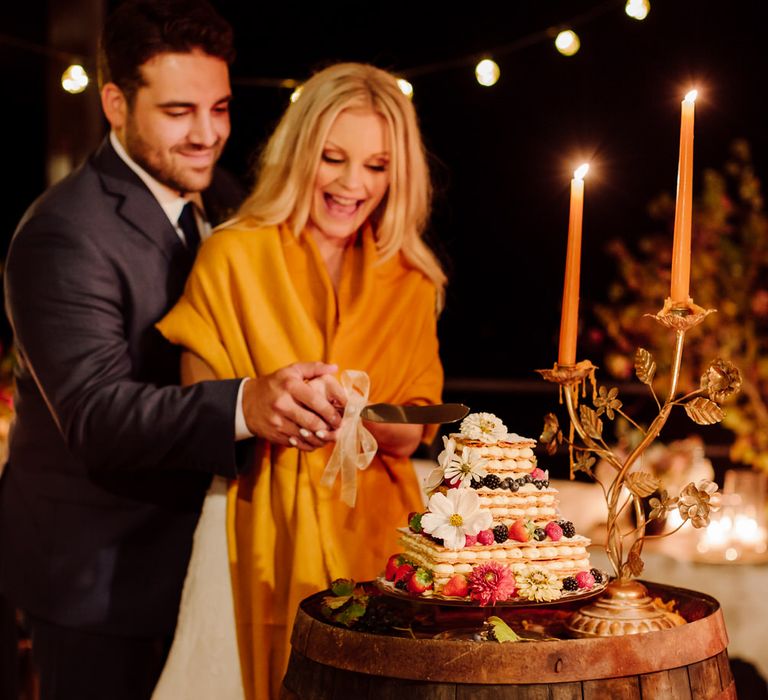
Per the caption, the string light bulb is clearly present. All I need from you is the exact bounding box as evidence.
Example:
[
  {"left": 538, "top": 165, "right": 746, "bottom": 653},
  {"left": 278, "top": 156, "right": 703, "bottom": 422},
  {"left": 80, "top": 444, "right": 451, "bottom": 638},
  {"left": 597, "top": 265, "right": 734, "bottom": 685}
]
[
  {"left": 61, "top": 64, "right": 89, "bottom": 94},
  {"left": 397, "top": 78, "right": 414, "bottom": 99},
  {"left": 290, "top": 86, "right": 303, "bottom": 103},
  {"left": 625, "top": 0, "right": 650, "bottom": 20},
  {"left": 555, "top": 30, "right": 581, "bottom": 56},
  {"left": 475, "top": 59, "right": 500, "bottom": 87}
]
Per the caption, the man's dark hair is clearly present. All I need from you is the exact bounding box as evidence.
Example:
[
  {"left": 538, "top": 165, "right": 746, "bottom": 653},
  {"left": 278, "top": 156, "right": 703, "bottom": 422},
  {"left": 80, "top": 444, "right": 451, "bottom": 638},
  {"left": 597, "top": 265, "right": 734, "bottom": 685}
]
[{"left": 98, "top": 0, "right": 235, "bottom": 103}]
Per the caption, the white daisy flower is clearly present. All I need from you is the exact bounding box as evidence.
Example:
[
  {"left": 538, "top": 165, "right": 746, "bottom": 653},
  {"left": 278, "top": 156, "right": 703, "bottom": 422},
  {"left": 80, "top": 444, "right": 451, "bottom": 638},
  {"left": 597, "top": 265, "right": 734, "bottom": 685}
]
[
  {"left": 443, "top": 446, "right": 488, "bottom": 487},
  {"left": 460, "top": 412, "right": 507, "bottom": 442},
  {"left": 420, "top": 489, "right": 493, "bottom": 550}
]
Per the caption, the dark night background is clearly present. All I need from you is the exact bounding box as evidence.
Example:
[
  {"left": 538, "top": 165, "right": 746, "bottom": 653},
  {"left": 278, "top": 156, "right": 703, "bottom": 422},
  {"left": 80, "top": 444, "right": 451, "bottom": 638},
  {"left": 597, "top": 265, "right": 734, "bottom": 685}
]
[{"left": 3, "top": 0, "right": 767, "bottom": 446}]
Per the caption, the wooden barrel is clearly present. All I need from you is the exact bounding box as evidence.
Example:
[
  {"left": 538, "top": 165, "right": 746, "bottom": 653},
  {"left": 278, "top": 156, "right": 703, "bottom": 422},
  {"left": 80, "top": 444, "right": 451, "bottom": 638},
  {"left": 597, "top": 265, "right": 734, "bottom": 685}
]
[{"left": 281, "top": 582, "right": 736, "bottom": 699}]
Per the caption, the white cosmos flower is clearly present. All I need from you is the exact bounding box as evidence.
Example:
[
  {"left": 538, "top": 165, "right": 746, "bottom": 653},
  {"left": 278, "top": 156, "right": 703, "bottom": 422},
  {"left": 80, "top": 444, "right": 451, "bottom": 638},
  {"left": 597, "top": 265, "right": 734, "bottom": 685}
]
[
  {"left": 420, "top": 489, "right": 493, "bottom": 550},
  {"left": 437, "top": 436, "right": 457, "bottom": 467},
  {"left": 422, "top": 436, "right": 457, "bottom": 494},
  {"left": 460, "top": 412, "right": 507, "bottom": 442},
  {"left": 443, "top": 446, "right": 488, "bottom": 487},
  {"left": 423, "top": 466, "right": 445, "bottom": 494}
]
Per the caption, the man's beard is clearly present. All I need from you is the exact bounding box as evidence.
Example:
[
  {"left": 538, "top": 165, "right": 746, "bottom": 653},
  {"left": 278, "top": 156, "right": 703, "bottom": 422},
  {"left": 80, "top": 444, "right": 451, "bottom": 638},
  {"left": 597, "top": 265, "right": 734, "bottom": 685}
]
[{"left": 125, "top": 123, "right": 221, "bottom": 194}]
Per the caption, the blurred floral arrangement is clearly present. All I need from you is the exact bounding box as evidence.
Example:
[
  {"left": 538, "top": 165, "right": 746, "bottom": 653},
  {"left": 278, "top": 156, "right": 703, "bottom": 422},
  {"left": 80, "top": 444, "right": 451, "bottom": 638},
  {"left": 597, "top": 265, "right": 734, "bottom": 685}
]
[
  {"left": 0, "top": 263, "right": 14, "bottom": 472},
  {"left": 0, "top": 342, "right": 14, "bottom": 471},
  {"left": 594, "top": 140, "right": 768, "bottom": 472}
]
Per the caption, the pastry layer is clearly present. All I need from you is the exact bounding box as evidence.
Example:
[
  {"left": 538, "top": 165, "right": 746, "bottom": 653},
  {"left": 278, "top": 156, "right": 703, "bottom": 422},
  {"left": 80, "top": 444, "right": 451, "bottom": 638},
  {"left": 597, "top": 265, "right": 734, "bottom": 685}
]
[
  {"left": 476, "top": 489, "right": 558, "bottom": 521},
  {"left": 399, "top": 530, "right": 591, "bottom": 586}
]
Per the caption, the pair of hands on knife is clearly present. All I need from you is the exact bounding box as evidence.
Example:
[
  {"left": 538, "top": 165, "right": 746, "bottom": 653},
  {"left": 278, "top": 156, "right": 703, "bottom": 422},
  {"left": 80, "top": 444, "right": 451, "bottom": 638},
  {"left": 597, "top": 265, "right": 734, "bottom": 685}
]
[
  {"left": 243, "top": 363, "right": 423, "bottom": 455},
  {"left": 183, "top": 354, "right": 422, "bottom": 455}
]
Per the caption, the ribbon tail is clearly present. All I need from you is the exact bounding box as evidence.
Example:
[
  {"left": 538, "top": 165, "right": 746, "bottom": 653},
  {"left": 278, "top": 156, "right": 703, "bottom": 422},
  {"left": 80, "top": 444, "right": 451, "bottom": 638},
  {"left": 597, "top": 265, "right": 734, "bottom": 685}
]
[{"left": 319, "top": 369, "right": 378, "bottom": 507}]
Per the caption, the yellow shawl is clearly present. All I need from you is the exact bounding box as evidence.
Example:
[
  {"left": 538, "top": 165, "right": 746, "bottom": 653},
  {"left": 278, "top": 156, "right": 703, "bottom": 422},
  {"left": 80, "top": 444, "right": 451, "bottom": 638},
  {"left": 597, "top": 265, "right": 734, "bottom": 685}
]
[{"left": 157, "top": 223, "right": 442, "bottom": 699}]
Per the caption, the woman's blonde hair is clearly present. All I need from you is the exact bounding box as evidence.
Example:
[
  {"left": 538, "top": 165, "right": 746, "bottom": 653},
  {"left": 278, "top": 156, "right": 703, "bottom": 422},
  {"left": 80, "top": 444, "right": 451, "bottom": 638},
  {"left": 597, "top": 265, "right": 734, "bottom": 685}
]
[{"left": 237, "top": 62, "right": 446, "bottom": 307}]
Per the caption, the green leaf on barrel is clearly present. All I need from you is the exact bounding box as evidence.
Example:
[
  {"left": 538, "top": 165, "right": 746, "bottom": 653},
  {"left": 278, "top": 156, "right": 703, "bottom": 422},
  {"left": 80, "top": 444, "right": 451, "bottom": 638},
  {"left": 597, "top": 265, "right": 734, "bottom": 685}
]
[
  {"left": 635, "top": 348, "right": 656, "bottom": 385},
  {"left": 335, "top": 600, "right": 368, "bottom": 627},
  {"left": 330, "top": 578, "right": 355, "bottom": 596},
  {"left": 684, "top": 397, "right": 725, "bottom": 425},
  {"left": 322, "top": 594, "right": 352, "bottom": 611},
  {"left": 487, "top": 616, "right": 522, "bottom": 643},
  {"left": 625, "top": 471, "right": 661, "bottom": 498},
  {"left": 579, "top": 405, "right": 603, "bottom": 439}
]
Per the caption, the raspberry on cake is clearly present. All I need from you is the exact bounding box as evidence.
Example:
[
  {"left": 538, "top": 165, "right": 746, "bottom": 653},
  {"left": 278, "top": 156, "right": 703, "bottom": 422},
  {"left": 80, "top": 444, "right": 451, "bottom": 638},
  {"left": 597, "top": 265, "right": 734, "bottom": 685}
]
[{"left": 381, "top": 412, "right": 600, "bottom": 604}]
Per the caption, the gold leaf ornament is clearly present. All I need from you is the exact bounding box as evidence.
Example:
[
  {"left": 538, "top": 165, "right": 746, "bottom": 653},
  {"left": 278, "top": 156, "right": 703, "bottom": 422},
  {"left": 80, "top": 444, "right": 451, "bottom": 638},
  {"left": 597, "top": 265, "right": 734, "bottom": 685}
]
[
  {"left": 685, "top": 397, "right": 725, "bottom": 425},
  {"left": 579, "top": 405, "right": 604, "bottom": 439},
  {"left": 700, "top": 358, "right": 742, "bottom": 403},
  {"left": 594, "top": 385, "right": 623, "bottom": 420},
  {"left": 539, "top": 413, "right": 563, "bottom": 456},
  {"left": 648, "top": 490, "right": 677, "bottom": 520},
  {"left": 678, "top": 480, "right": 721, "bottom": 528},
  {"left": 635, "top": 348, "right": 657, "bottom": 385},
  {"left": 625, "top": 471, "right": 661, "bottom": 498},
  {"left": 572, "top": 452, "right": 596, "bottom": 477},
  {"left": 625, "top": 542, "right": 645, "bottom": 577}
]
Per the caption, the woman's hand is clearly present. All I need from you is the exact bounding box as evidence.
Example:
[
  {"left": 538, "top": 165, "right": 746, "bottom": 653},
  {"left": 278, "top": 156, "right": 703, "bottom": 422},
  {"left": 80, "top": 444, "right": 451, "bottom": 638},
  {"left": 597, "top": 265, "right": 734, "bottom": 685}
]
[
  {"left": 363, "top": 421, "right": 424, "bottom": 459},
  {"left": 242, "top": 363, "right": 345, "bottom": 451},
  {"left": 181, "top": 352, "right": 345, "bottom": 451}
]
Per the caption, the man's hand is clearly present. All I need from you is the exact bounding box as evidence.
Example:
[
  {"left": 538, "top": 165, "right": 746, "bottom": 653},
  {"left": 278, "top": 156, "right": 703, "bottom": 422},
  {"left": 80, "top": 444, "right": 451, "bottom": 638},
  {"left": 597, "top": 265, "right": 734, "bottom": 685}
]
[{"left": 242, "top": 362, "right": 346, "bottom": 450}]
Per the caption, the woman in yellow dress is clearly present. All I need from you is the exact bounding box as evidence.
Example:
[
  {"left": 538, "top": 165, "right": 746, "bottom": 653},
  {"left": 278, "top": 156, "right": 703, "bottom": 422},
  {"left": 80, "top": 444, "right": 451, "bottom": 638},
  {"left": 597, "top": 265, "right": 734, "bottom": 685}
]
[{"left": 158, "top": 62, "right": 446, "bottom": 699}]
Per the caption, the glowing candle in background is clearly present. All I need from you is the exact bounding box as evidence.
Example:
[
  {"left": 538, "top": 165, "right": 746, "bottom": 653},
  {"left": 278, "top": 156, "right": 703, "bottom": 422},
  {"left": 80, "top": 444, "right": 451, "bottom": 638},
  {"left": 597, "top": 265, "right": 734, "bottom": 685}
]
[
  {"left": 670, "top": 89, "right": 697, "bottom": 303},
  {"left": 558, "top": 163, "right": 589, "bottom": 365}
]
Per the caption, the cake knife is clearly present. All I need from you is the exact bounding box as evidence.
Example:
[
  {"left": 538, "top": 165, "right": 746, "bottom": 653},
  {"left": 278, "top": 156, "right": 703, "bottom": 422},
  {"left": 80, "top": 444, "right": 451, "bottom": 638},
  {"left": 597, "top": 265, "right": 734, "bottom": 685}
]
[{"left": 360, "top": 403, "right": 469, "bottom": 424}]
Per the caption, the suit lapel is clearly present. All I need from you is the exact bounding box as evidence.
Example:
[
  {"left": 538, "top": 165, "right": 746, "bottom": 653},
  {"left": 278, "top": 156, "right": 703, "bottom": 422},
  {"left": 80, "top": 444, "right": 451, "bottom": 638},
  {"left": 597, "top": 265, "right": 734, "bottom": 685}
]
[{"left": 92, "top": 139, "right": 187, "bottom": 264}]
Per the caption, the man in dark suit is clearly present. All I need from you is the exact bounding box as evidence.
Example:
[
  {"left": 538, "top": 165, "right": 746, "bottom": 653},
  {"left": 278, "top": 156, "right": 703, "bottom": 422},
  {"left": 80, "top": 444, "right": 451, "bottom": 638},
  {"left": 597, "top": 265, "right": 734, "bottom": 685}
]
[{"left": 0, "top": 1, "right": 342, "bottom": 698}]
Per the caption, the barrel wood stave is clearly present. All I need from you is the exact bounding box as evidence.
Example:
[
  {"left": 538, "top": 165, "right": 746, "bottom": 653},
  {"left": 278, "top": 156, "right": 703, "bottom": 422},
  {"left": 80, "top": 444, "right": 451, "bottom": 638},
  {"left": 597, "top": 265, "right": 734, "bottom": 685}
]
[{"left": 283, "top": 583, "right": 736, "bottom": 700}]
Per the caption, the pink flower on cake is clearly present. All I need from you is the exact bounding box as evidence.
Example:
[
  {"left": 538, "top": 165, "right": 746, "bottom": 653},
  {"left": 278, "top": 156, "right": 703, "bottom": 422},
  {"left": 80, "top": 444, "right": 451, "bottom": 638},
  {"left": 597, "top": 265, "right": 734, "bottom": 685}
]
[
  {"left": 468, "top": 562, "right": 517, "bottom": 605},
  {"left": 420, "top": 489, "right": 493, "bottom": 550},
  {"left": 459, "top": 412, "right": 507, "bottom": 442},
  {"left": 443, "top": 446, "right": 488, "bottom": 488}
]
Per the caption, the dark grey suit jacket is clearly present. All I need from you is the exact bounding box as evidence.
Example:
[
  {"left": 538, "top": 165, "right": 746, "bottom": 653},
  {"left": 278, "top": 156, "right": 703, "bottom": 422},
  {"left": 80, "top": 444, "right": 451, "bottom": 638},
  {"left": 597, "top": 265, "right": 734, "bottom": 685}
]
[{"left": 0, "top": 138, "right": 246, "bottom": 636}]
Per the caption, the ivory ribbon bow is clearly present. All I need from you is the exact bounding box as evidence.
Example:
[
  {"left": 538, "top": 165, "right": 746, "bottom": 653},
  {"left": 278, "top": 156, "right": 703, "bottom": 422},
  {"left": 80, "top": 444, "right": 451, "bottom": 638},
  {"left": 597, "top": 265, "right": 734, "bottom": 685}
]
[{"left": 319, "top": 369, "right": 378, "bottom": 507}]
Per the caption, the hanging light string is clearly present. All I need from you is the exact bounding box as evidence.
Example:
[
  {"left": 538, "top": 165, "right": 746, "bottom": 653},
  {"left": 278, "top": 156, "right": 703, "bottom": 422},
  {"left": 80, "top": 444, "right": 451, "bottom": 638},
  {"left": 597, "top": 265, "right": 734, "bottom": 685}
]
[
  {"left": 2, "top": 0, "right": 649, "bottom": 96},
  {"left": 232, "top": 0, "right": 635, "bottom": 96}
]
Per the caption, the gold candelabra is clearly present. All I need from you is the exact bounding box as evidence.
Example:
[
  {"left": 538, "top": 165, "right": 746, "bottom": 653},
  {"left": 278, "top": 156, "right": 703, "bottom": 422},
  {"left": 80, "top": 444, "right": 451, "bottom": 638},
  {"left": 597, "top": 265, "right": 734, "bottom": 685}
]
[{"left": 538, "top": 298, "right": 741, "bottom": 637}]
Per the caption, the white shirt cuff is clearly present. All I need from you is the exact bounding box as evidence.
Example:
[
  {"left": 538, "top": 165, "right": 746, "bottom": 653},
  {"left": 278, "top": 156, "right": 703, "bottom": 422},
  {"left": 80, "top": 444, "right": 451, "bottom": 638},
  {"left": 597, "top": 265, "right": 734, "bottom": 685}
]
[{"left": 235, "top": 378, "right": 255, "bottom": 440}]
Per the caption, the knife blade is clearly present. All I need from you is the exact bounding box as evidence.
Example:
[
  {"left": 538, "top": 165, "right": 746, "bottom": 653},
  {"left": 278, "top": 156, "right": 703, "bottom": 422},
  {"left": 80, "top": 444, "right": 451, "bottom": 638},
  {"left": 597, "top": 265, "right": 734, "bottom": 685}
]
[{"left": 360, "top": 403, "right": 470, "bottom": 424}]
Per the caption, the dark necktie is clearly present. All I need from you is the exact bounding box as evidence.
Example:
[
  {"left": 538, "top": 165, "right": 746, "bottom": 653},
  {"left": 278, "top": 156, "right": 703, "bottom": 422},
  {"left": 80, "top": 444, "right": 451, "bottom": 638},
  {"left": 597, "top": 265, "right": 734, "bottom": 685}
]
[{"left": 177, "top": 201, "right": 201, "bottom": 253}]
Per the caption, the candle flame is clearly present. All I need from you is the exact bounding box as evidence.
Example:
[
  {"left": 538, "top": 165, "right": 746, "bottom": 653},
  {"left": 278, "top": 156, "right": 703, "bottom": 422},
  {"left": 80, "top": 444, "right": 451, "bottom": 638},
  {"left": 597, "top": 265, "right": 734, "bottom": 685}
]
[
  {"left": 573, "top": 163, "right": 589, "bottom": 181},
  {"left": 684, "top": 89, "right": 698, "bottom": 104}
]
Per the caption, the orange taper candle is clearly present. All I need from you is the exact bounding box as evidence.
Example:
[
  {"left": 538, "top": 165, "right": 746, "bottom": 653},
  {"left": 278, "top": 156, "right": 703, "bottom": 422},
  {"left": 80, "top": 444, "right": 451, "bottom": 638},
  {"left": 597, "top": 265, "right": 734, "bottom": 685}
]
[
  {"left": 558, "top": 163, "right": 589, "bottom": 365},
  {"left": 670, "top": 90, "right": 697, "bottom": 303}
]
